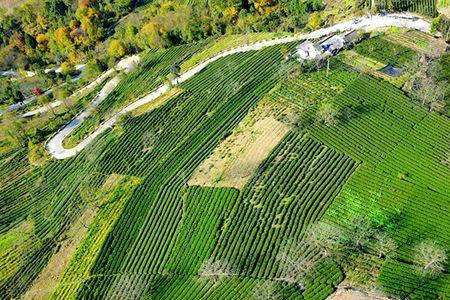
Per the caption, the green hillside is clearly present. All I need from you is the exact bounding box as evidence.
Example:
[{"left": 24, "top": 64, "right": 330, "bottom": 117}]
[{"left": 1, "top": 1, "right": 450, "bottom": 299}]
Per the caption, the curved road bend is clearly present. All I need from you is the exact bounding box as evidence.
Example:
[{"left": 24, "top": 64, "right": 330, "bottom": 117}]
[{"left": 46, "top": 13, "right": 431, "bottom": 160}]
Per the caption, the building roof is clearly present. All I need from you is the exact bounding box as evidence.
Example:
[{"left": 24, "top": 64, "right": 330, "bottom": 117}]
[
  {"left": 321, "top": 35, "right": 345, "bottom": 51},
  {"left": 343, "top": 30, "right": 359, "bottom": 43},
  {"left": 295, "top": 41, "right": 322, "bottom": 59}
]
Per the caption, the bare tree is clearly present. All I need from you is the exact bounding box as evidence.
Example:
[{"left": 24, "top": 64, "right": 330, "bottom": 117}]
[
  {"left": 413, "top": 240, "right": 447, "bottom": 277},
  {"left": 317, "top": 102, "right": 340, "bottom": 126},
  {"left": 441, "top": 151, "right": 450, "bottom": 167},
  {"left": 198, "top": 258, "right": 233, "bottom": 283},
  {"left": 276, "top": 241, "right": 316, "bottom": 289},
  {"left": 141, "top": 131, "right": 158, "bottom": 152},
  {"left": 304, "top": 221, "right": 344, "bottom": 259},
  {"left": 343, "top": 217, "right": 378, "bottom": 253},
  {"left": 372, "top": 232, "right": 397, "bottom": 258},
  {"left": 252, "top": 281, "right": 280, "bottom": 300}
]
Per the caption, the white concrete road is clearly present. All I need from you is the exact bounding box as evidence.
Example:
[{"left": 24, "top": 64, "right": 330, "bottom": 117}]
[
  {"left": 46, "top": 13, "right": 431, "bottom": 160},
  {"left": 46, "top": 55, "right": 140, "bottom": 158}
]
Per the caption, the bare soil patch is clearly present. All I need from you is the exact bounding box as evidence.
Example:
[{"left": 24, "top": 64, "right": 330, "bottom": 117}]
[
  {"left": 189, "top": 116, "right": 289, "bottom": 189},
  {"left": 328, "top": 285, "right": 391, "bottom": 300},
  {"left": 22, "top": 174, "right": 125, "bottom": 299},
  {"left": 132, "top": 87, "right": 182, "bottom": 117}
]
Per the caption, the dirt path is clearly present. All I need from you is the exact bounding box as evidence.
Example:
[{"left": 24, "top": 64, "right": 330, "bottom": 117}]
[{"left": 46, "top": 13, "right": 431, "bottom": 160}]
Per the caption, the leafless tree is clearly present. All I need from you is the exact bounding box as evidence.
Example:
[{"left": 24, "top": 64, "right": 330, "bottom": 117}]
[
  {"left": 252, "top": 281, "right": 280, "bottom": 300},
  {"left": 372, "top": 232, "right": 397, "bottom": 258},
  {"left": 441, "top": 151, "right": 450, "bottom": 167},
  {"left": 317, "top": 102, "right": 340, "bottom": 126},
  {"left": 198, "top": 258, "right": 233, "bottom": 283},
  {"left": 304, "top": 221, "right": 344, "bottom": 259},
  {"left": 344, "top": 217, "right": 377, "bottom": 253},
  {"left": 413, "top": 240, "right": 447, "bottom": 277},
  {"left": 276, "top": 240, "right": 315, "bottom": 289},
  {"left": 141, "top": 131, "right": 158, "bottom": 152}
]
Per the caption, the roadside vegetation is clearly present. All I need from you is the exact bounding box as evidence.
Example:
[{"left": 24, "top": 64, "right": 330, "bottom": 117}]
[{"left": 1, "top": 1, "right": 450, "bottom": 300}]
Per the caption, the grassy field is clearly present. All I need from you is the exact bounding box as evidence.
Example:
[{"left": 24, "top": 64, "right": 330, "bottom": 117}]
[{"left": 0, "top": 30, "right": 449, "bottom": 300}]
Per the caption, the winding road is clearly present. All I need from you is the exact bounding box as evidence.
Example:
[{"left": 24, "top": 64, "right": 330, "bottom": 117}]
[{"left": 46, "top": 13, "right": 431, "bottom": 160}]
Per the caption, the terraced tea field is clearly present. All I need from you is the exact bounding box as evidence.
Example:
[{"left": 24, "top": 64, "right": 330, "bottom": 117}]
[{"left": 0, "top": 24, "right": 449, "bottom": 300}]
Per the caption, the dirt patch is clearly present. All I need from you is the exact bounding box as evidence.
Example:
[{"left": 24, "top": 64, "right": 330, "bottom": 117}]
[
  {"left": 22, "top": 208, "right": 97, "bottom": 300},
  {"left": 328, "top": 285, "right": 391, "bottom": 300},
  {"left": 22, "top": 173, "right": 125, "bottom": 300},
  {"left": 189, "top": 116, "right": 290, "bottom": 189},
  {"left": 132, "top": 87, "right": 182, "bottom": 117},
  {"left": 0, "top": 0, "right": 25, "bottom": 12}
]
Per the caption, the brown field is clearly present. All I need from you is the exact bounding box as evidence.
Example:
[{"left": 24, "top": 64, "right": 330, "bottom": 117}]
[
  {"left": 189, "top": 116, "right": 290, "bottom": 189},
  {"left": 22, "top": 174, "right": 125, "bottom": 300}
]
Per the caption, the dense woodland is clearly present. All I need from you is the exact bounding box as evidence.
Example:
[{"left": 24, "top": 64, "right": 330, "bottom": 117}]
[{"left": 0, "top": 0, "right": 330, "bottom": 71}]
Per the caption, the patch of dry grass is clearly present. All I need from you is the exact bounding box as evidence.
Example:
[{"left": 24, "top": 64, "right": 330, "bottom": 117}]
[
  {"left": 189, "top": 115, "right": 290, "bottom": 189},
  {"left": 22, "top": 173, "right": 127, "bottom": 300}
]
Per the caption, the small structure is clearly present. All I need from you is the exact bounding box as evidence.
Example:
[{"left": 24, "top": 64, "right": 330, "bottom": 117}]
[
  {"left": 343, "top": 30, "right": 360, "bottom": 46},
  {"left": 320, "top": 35, "right": 345, "bottom": 54},
  {"left": 291, "top": 30, "right": 362, "bottom": 63},
  {"left": 295, "top": 41, "right": 323, "bottom": 60},
  {"left": 379, "top": 65, "right": 405, "bottom": 77}
]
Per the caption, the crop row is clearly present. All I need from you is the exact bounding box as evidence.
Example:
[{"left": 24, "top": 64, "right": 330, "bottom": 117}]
[
  {"left": 73, "top": 44, "right": 298, "bottom": 298},
  {"left": 353, "top": 36, "right": 416, "bottom": 68},
  {"left": 374, "top": 0, "right": 437, "bottom": 16},
  {"left": 212, "top": 131, "right": 356, "bottom": 280},
  {"left": 0, "top": 134, "right": 116, "bottom": 297}
]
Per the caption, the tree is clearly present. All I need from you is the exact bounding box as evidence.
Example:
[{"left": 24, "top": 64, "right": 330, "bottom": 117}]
[
  {"left": 53, "top": 86, "right": 73, "bottom": 111},
  {"left": 1, "top": 83, "right": 15, "bottom": 105},
  {"left": 27, "top": 141, "right": 50, "bottom": 166},
  {"left": 10, "top": 89, "right": 25, "bottom": 105},
  {"left": 2, "top": 112, "right": 28, "bottom": 146},
  {"left": 37, "top": 94, "right": 56, "bottom": 116},
  {"left": 307, "top": 12, "right": 323, "bottom": 31},
  {"left": 276, "top": 240, "right": 316, "bottom": 289},
  {"left": 114, "top": 112, "right": 133, "bottom": 137},
  {"left": 141, "top": 131, "right": 158, "bottom": 152},
  {"left": 60, "top": 61, "right": 74, "bottom": 76},
  {"left": 252, "top": 281, "right": 280, "bottom": 300},
  {"left": 372, "top": 232, "right": 397, "bottom": 258},
  {"left": 317, "top": 102, "right": 340, "bottom": 125},
  {"left": 414, "top": 240, "right": 447, "bottom": 277},
  {"left": 304, "top": 221, "right": 344, "bottom": 258},
  {"left": 170, "top": 63, "right": 181, "bottom": 78},
  {"left": 108, "top": 40, "right": 128, "bottom": 58},
  {"left": 343, "top": 217, "right": 378, "bottom": 253},
  {"left": 83, "top": 59, "right": 106, "bottom": 82},
  {"left": 412, "top": 77, "right": 447, "bottom": 112},
  {"left": 198, "top": 258, "right": 233, "bottom": 283},
  {"left": 32, "top": 86, "right": 43, "bottom": 97}
]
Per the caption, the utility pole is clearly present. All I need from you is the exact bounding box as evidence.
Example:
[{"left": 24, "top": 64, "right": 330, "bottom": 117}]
[{"left": 326, "top": 58, "right": 330, "bottom": 77}]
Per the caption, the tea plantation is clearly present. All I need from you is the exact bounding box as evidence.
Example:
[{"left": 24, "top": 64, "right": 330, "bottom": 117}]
[{"left": 1, "top": 29, "right": 450, "bottom": 300}]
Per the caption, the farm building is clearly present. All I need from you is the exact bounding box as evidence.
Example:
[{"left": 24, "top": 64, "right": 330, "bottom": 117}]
[
  {"left": 292, "top": 31, "right": 362, "bottom": 62},
  {"left": 295, "top": 41, "right": 323, "bottom": 60},
  {"left": 320, "top": 35, "right": 345, "bottom": 54},
  {"left": 343, "top": 30, "right": 360, "bottom": 45}
]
